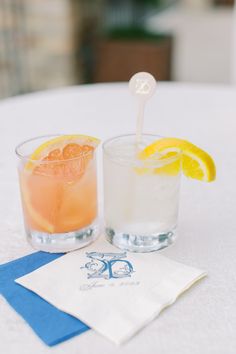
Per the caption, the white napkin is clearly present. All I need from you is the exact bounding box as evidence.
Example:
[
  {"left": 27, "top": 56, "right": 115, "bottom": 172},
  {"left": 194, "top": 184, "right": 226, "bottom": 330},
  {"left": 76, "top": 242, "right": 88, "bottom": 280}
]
[{"left": 16, "top": 237, "right": 206, "bottom": 345}]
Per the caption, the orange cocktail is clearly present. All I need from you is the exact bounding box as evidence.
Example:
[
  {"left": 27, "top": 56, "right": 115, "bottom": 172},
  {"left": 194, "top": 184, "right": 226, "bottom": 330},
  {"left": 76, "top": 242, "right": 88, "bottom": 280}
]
[{"left": 16, "top": 135, "right": 100, "bottom": 252}]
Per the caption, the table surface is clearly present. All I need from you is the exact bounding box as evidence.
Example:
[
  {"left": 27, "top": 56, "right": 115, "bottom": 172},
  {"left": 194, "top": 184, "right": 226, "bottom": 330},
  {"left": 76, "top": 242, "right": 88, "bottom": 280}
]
[{"left": 0, "top": 82, "right": 235, "bottom": 354}]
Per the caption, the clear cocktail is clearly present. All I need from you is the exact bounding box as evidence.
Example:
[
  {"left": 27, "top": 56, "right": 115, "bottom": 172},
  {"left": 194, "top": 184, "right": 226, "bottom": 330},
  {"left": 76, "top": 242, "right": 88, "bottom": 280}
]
[{"left": 103, "top": 134, "right": 181, "bottom": 252}]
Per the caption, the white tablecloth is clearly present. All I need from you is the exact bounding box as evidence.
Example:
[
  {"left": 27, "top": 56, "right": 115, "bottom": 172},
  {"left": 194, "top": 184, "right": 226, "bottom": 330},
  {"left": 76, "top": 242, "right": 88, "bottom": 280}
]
[{"left": 0, "top": 82, "right": 235, "bottom": 354}]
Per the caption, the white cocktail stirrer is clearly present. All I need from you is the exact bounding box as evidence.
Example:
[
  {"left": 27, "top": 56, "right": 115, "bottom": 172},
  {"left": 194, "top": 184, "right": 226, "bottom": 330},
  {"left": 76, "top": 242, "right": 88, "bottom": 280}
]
[{"left": 129, "top": 72, "right": 157, "bottom": 145}]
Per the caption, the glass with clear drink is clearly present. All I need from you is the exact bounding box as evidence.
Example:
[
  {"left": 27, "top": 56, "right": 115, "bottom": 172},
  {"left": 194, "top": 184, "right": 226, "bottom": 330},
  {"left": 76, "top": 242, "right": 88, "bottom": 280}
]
[{"left": 103, "top": 134, "right": 181, "bottom": 252}]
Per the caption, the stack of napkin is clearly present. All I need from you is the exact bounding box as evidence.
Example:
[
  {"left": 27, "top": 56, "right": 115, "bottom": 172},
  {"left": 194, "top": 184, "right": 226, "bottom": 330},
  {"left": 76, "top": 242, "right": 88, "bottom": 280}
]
[
  {"left": 1, "top": 237, "right": 206, "bottom": 345},
  {"left": 0, "top": 251, "right": 89, "bottom": 346}
]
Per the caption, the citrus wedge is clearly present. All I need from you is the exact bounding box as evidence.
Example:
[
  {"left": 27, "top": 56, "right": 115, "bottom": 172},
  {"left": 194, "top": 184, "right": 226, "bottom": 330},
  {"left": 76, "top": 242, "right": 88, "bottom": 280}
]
[
  {"left": 138, "top": 137, "right": 216, "bottom": 182},
  {"left": 26, "top": 134, "right": 100, "bottom": 170}
]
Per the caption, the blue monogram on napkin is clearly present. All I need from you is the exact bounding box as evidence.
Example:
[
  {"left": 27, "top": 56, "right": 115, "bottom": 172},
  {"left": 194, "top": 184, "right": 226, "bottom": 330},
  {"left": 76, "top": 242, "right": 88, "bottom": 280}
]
[{"left": 81, "top": 251, "right": 134, "bottom": 279}]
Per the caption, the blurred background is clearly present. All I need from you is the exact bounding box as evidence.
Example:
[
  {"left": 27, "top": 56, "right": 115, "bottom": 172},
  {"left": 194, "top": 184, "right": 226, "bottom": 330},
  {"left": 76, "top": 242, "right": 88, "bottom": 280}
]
[{"left": 0, "top": 0, "right": 235, "bottom": 99}]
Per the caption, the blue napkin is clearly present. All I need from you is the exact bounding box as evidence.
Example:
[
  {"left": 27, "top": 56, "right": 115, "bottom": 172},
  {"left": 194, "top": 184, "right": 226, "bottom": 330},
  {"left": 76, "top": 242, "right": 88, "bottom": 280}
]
[{"left": 0, "top": 251, "right": 89, "bottom": 346}]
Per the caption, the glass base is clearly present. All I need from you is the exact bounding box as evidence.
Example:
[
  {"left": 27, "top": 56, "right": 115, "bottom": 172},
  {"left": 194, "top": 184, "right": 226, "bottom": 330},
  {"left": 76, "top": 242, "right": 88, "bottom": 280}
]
[
  {"left": 27, "top": 221, "right": 99, "bottom": 253},
  {"left": 105, "top": 227, "right": 177, "bottom": 253}
]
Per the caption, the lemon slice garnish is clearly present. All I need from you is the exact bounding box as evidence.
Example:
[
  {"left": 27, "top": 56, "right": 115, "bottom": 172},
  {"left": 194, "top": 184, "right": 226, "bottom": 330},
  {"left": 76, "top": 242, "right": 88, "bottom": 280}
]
[{"left": 139, "top": 138, "right": 216, "bottom": 182}]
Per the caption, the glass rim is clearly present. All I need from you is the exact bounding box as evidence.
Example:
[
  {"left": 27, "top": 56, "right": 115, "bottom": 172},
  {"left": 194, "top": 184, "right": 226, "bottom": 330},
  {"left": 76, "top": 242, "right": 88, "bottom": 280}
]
[
  {"left": 103, "top": 133, "right": 182, "bottom": 167},
  {"left": 15, "top": 134, "right": 96, "bottom": 164}
]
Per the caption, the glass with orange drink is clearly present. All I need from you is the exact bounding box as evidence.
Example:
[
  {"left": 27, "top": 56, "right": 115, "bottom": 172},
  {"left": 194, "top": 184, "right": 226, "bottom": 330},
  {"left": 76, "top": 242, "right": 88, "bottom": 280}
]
[{"left": 16, "top": 135, "right": 100, "bottom": 252}]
